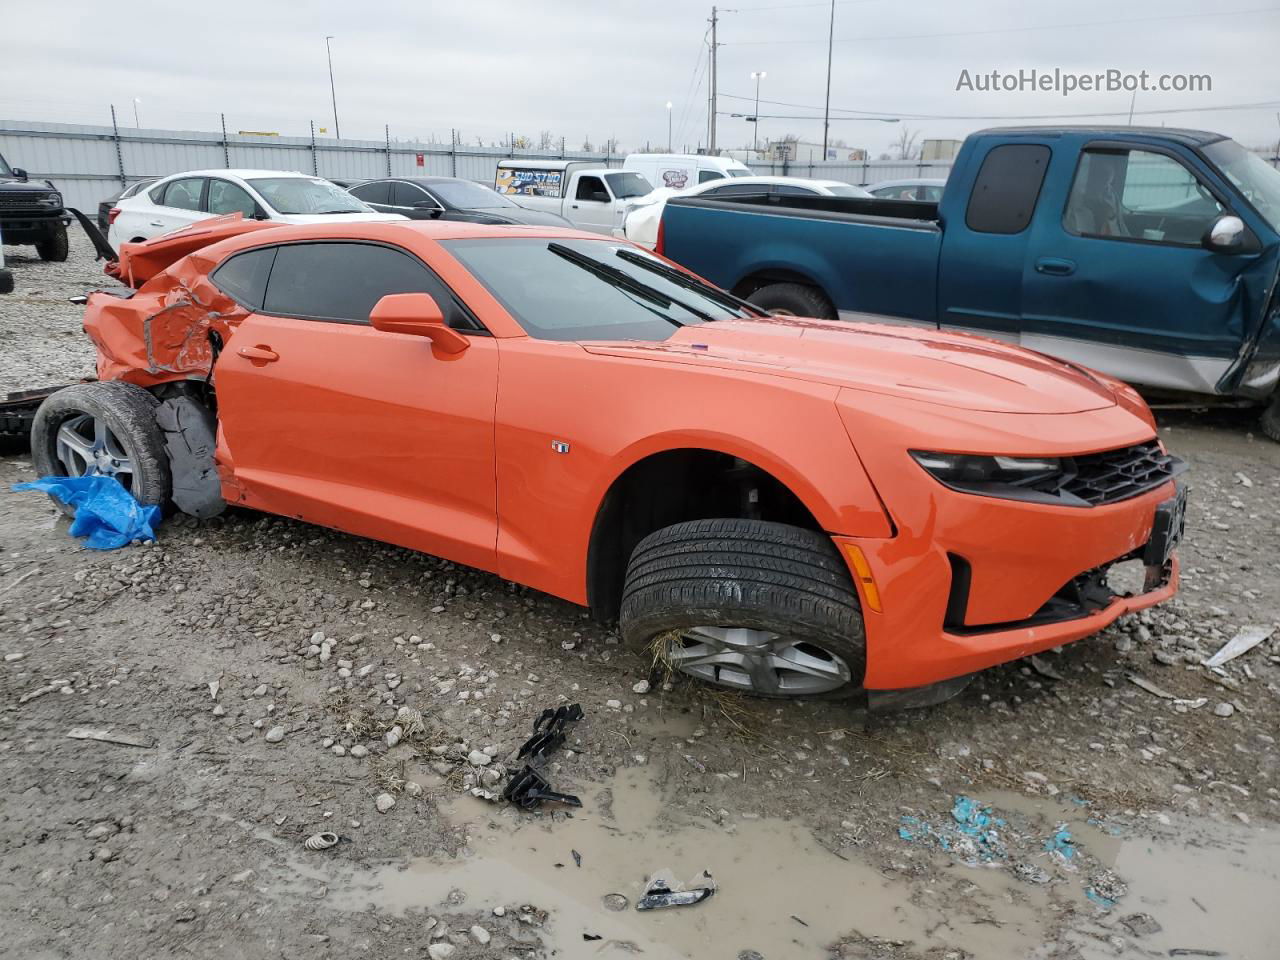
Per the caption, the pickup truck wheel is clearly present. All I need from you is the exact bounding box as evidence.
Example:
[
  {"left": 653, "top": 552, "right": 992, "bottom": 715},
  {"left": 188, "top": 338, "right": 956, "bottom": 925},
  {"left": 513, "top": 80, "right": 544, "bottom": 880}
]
[
  {"left": 619, "top": 519, "right": 865, "bottom": 699},
  {"left": 1261, "top": 394, "right": 1280, "bottom": 443},
  {"left": 30, "top": 381, "right": 171, "bottom": 517},
  {"left": 745, "top": 282, "right": 835, "bottom": 320},
  {"left": 35, "top": 224, "right": 70, "bottom": 263}
]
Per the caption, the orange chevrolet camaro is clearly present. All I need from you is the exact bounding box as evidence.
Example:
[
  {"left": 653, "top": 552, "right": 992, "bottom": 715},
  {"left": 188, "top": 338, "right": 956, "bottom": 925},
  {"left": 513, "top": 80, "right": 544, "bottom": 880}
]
[{"left": 31, "top": 216, "right": 1187, "bottom": 702}]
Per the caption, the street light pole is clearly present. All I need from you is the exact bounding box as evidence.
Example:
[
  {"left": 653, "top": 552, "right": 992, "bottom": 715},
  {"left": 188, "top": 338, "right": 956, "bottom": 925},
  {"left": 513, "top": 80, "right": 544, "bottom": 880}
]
[
  {"left": 325, "top": 35, "right": 341, "bottom": 139},
  {"left": 822, "top": 0, "right": 835, "bottom": 160},
  {"left": 750, "top": 71, "right": 766, "bottom": 155},
  {"left": 666, "top": 101, "right": 673, "bottom": 151},
  {"left": 132, "top": 98, "right": 141, "bottom": 128}
]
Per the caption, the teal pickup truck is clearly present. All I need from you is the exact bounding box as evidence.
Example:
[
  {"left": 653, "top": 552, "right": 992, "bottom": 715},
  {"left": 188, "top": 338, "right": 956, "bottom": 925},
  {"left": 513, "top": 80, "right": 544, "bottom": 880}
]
[{"left": 659, "top": 126, "right": 1280, "bottom": 438}]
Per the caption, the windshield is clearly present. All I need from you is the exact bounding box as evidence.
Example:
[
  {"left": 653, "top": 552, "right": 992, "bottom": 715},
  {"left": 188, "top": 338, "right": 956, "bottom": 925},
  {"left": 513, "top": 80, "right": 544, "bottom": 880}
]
[
  {"left": 604, "top": 172, "right": 652, "bottom": 199},
  {"left": 0, "top": 153, "right": 11, "bottom": 178},
  {"left": 1203, "top": 139, "right": 1280, "bottom": 232},
  {"left": 441, "top": 236, "right": 752, "bottom": 342},
  {"left": 247, "top": 177, "right": 370, "bottom": 215},
  {"left": 431, "top": 179, "right": 518, "bottom": 209}
]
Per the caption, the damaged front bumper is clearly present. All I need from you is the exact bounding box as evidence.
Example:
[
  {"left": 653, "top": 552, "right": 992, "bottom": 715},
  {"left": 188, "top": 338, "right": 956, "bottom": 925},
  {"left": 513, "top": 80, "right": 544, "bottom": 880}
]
[{"left": 834, "top": 476, "right": 1183, "bottom": 691}]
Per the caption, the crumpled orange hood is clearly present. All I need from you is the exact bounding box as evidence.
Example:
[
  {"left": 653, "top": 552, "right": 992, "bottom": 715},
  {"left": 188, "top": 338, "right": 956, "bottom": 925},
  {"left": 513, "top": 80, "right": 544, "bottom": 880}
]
[{"left": 581, "top": 315, "right": 1118, "bottom": 415}]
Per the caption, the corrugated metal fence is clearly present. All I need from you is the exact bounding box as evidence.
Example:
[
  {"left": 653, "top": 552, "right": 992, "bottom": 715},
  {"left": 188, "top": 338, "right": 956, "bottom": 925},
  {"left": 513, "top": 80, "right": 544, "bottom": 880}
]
[
  {"left": 0, "top": 119, "right": 959, "bottom": 211},
  {"left": 0, "top": 119, "right": 633, "bottom": 211},
  {"left": 5, "top": 118, "right": 1277, "bottom": 212}
]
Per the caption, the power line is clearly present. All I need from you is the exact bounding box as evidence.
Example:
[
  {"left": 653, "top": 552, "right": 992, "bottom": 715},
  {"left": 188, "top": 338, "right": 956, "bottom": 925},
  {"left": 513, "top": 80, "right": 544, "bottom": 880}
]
[
  {"left": 725, "top": 5, "right": 1280, "bottom": 45},
  {"left": 718, "top": 93, "right": 1280, "bottom": 122}
]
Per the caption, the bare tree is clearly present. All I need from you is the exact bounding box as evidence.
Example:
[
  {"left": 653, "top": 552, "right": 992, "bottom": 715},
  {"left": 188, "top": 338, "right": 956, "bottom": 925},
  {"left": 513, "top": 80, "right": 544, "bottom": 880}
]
[
  {"left": 892, "top": 126, "right": 921, "bottom": 160},
  {"left": 581, "top": 137, "right": 594, "bottom": 152},
  {"left": 537, "top": 130, "right": 555, "bottom": 151}
]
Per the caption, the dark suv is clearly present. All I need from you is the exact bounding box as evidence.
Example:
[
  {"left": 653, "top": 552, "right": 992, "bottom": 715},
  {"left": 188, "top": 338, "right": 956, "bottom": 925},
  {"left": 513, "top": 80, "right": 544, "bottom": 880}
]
[{"left": 0, "top": 152, "right": 70, "bottom": 262}]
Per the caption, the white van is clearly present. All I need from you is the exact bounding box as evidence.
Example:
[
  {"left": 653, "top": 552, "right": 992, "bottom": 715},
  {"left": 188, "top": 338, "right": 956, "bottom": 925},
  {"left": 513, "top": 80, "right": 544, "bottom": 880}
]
[
  {"left": 622, "top": 153, "right": 752, "bottom": 191},
  {"left": 494, "top": 160, "right": 651, "bottom": 235}
]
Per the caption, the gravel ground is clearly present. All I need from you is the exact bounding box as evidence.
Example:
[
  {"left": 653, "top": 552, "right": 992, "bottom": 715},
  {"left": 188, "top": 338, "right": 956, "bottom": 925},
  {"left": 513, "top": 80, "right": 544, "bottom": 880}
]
[{"left": 2, "top": 233, "right": 1279, "bottom": 959}]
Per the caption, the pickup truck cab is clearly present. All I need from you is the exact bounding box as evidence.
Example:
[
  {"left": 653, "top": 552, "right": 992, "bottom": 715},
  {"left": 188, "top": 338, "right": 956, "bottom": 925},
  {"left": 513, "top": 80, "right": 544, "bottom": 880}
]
[
  {"left": 495, "top": 159, "right": 651, "bottom": 234},
  {"left": 660, "top": 126, "right": 1280, "bottom": 438}
]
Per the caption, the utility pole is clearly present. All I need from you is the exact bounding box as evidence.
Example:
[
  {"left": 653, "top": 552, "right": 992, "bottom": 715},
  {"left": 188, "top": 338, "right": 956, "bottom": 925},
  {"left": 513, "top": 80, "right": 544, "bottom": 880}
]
[
  {"left": 822, "top": 0, "right": 835, "bottom": 160},
  {"left": 325, "top": 36, "right": 341, "bottom": 139},
  {"left": 1127, "top": 90, "right": 1137, "bottom": 126},
  {"left": 666, "top": 101, "right": 673, "bottom": 151},
  {"left": 708, "top": 6, "right": 719, "bottom": 153},
  {"left": 750, "top": 71, "right": 766, "bottom": 155}
]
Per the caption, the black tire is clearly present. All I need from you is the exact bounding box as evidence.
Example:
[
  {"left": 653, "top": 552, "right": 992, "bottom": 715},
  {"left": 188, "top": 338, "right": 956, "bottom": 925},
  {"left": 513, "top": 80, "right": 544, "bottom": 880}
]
[
  {"left": 35, "top": 224, "right": 69, "bottom": 262},
  {"left": 619, "top": 519, "right": 865, "bottom": 699},
  {"left": 1262, "top": 394, "right": 1280, "bottom": 443},
  {"left": 746, "top": 282, "right": 836, "bottom": 319},
  {"left": 30, "top": 381, "right": 171, "bottom": 517}
]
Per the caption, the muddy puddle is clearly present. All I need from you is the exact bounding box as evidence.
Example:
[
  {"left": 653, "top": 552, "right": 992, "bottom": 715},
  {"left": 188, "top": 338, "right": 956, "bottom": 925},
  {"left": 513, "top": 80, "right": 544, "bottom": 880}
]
[{"left": 287, "top": 772, "right": 1280, "bottom": 958}]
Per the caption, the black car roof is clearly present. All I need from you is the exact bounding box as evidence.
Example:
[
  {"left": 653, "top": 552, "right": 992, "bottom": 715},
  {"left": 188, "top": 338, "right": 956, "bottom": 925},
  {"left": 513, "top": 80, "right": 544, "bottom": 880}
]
[{"left": 973, "top": 125, "right": 1227, "bottom": 148}]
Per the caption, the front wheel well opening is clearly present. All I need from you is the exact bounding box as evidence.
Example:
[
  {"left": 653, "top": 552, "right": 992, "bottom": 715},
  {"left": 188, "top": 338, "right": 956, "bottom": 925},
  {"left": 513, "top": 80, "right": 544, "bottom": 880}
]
[{"left": 586, "top": 448, "right": 824, "bottom": 621}]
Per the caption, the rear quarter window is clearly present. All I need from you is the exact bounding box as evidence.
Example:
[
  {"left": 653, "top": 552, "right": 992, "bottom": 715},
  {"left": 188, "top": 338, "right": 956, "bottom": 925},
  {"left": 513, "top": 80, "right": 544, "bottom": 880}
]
[
  {"left": 965, "top": 144, "right": 1051, "bottom": 234},
  {"left": 210, "top": 246, "right": 277, "bottom": 311}
]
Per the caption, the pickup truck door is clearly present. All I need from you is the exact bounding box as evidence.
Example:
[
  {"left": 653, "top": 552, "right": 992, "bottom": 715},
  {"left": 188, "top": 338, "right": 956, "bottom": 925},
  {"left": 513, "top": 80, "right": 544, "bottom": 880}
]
[
  {"left": 937, "top": 142, "right": 1054, "bottom": 342},
  {"left": 1021, "top": 141, "right": 1257, "bottom": 393},
  {"left": 212, "top": 240, "right": 501, "bottom": 574},
  {"left": 567, "top": 174, "right": 616, "bottom": 234}
]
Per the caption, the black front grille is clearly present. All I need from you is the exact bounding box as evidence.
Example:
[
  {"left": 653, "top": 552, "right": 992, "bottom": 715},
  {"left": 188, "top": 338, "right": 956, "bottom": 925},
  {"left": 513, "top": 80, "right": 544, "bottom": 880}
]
[
  {"left": 1058, "top": 440, "right": 1183, "bottom": 505},
  {"left": 0, "top": 193, "right": 48, "bottom": 212}
]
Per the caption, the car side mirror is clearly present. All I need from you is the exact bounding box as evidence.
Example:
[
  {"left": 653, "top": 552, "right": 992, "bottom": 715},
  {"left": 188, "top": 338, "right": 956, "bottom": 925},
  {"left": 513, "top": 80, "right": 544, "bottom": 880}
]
[
  {"left": 370, "top": 293, "right": 469, "bottom": 354},
  {"left": 11, "top": 167, "right": 27, "bottom": 181},
  {"left": 1202, "top": 214, "right": 1248, "bottom": 253},
  {"left": 413, "top": 202, "right": 443, "bottom": 218}
]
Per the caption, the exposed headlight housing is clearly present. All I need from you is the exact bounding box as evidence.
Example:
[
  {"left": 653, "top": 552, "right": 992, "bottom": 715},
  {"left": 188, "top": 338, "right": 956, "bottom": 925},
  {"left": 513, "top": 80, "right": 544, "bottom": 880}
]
[
  {"left": 39, "top": 192, "right": 62, "bottom": 206},
  {"left": 911, "top": 450, "right": 1070, "bottom": 505}
]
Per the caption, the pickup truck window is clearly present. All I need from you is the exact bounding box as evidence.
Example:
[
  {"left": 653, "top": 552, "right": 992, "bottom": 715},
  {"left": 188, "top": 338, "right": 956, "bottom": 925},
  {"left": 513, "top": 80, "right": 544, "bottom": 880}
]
[
  {"left": 576, "top": 176, "right": 610, "bottom": 203},
  {"left": 965, "top": 144, "right": 1050, "bottom": 235},
  {"left": 1203, "top": 138, "right": 1280, "bottom": 232},
  {"left": 441, "top": 237, "right": 745, "bottom": 342},
  {"left": 1064, "top": 149, "right": 1223, "bottom": 245}
]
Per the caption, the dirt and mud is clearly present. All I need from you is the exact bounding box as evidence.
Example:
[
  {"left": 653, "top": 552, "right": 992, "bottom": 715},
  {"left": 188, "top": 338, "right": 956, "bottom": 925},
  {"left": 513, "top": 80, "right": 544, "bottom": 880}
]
[{"left": 2, "top": 235, "right": 1278, "bottom": 959}]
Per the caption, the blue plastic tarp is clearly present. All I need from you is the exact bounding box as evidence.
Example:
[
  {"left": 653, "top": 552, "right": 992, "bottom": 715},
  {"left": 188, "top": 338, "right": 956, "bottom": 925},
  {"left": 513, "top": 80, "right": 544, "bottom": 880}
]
[{"left": 12, "top": 475, "right": 160, "bottom": 550}]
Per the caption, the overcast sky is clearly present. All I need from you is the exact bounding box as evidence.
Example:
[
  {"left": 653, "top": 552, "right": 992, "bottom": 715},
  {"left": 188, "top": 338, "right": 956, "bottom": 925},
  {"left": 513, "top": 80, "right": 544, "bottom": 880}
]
[{"left": 2, "top": 0, "right": 1277, "bottom": 155}]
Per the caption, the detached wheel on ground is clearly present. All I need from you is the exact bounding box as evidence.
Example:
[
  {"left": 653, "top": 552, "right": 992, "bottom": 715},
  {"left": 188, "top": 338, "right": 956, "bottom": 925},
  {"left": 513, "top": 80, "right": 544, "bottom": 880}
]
[
  {"left": 619, "top": 518, "right": 866, "bottom": 699},
  {"left": 35, "top": 224, "right": 70, "bottom": 263},
  {"left": 745, "top": 282, "right": 836, "bottom": 319},
  {"left": 1261, "top": 393, "right": 1280, "bottom": 443},
  {"left": 30, "top": 381, "right": 171, "bottom": 516}
]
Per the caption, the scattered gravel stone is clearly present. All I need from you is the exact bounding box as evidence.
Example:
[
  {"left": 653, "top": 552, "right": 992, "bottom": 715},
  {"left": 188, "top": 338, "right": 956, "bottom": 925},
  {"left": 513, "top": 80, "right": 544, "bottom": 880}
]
[
  {"left": 350, "top": 745, "right": 369, "bottom": 758},
  {"left": 374, "top": 793, "right": 396, "bottom": 813},
  {"left": 470, "top": 925, "right": 490, "bottom": 944},
  {"left": 632, "top": 680, "right": 651, "bottom": 694},
  {"left": 427, "top": 944, "right": 455, "bottom": 960},
  {"left": 1214, "top": 702, "right": 1235, "bottom": 718},
  {"left": 265, "top": 726, "right": 285, "bottom": 743},
  {"left": 467, "top": 749, "right": 492, "bottom": 766}
]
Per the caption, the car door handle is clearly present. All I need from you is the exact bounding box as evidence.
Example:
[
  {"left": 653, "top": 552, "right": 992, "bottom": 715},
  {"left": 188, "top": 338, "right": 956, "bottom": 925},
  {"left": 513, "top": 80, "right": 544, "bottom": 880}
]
[
  {"left": 238, "top": 344, "right": 279, "bottom": 364},
  {"left": 148, "top": 220, "right": 164, "bottom": 227},
  {"left": 1035, "top": 257, "right": 1076, "bottom": 276},
  {"left": 571, "top": 204, "right": 579, "bottom": 209}
]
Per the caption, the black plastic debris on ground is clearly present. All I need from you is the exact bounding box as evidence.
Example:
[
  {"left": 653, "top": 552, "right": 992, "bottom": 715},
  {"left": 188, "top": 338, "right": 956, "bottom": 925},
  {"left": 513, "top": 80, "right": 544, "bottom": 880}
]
[
  {"left": 502, "top": 702, "right": 584, "bottom": 810},
  {"left": 635, "top": 870, "right": 716, "bottom": 911}
]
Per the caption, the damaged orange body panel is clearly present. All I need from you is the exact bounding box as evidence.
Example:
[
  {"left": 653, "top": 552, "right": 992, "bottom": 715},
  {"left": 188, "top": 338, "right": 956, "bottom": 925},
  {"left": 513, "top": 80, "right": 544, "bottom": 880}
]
[{"left": 80, "top": 219, "right": 1184, "bottom": 691}]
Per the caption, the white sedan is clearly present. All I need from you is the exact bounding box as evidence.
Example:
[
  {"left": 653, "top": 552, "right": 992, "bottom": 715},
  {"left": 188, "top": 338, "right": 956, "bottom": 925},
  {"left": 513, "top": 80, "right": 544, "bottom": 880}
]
[
  {"left": 618, "top": 176, "right": 870, "bottom": 249},
  {"left": 107, "top": 169, "right": 405, "bottom": 248}
]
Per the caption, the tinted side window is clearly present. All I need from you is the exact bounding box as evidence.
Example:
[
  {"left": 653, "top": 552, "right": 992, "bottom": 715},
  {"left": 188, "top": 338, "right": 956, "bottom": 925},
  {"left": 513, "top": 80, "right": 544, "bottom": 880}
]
[
  {"left": 262, "top": 242, "right": 477, "bottom": 329},
  {"left": 208, "top": 179, "right": 258, "bottom": 216},
  {"left": 965, "top": 144, "right": 1050, "bottom": 234},
  {"left": 698, "top": 170, "right": 725, "bottom": 184},
  {"left": 162, "top": 177, "right": 206, "bottom": 212},
  {"left": 350, "top": 181, "right": 391, "bottom": 205},
  {"left": 392, "top": 181, "right": 432, "bottom": 207},
  {"left": 575, "top": 176, "right": 609, "bottom": 202},
  {"left": 210, "top": 246, "right": 277, "bottom": 310},
  {"left": 774, "top": 184, "right": 819, "bottom": 196}
]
